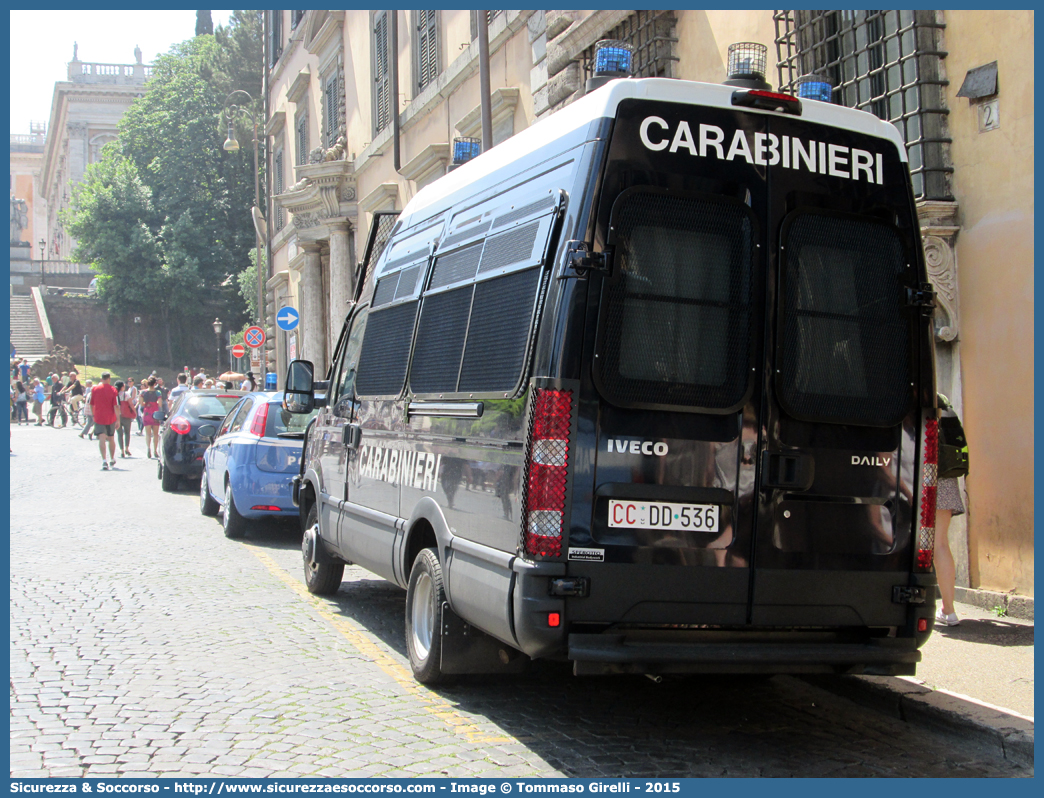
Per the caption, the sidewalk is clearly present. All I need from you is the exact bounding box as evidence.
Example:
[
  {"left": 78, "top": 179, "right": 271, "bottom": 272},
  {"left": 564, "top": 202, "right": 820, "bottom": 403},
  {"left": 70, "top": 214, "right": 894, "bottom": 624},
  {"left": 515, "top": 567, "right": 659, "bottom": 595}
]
[{"left": 802, "top": 598, "right": 1034, "bottom": 769}]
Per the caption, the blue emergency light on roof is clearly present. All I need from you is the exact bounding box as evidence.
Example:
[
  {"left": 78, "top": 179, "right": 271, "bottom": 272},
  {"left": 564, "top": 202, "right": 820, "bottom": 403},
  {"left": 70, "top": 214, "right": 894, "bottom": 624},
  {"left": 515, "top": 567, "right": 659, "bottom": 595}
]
[
  {"left": 452, "top": 137, "right": 481, "bottom": 165},
  {"left": 796, "top": 75, "right": 834, "bottom": 103},
  {"left": 585, "top": 40, "right": 635, "bottom": 94},
  {"left": 594, "top": 39, "right": 634, "bottom": 76}
]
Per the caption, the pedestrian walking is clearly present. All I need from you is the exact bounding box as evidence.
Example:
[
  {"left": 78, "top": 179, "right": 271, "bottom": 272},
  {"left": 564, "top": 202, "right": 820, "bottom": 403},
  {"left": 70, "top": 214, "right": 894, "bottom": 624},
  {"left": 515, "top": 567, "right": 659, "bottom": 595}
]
[
  {"left": 135, "top": 379, "right": 147, "bottom": 435},
  {"left": 89, "top": 372, "right": 120, "bottom": 470},
  {"left": 14, "top": 380, "right": 29, "bottom": 424},
  {"left": 168, "top": 372, "right": 189, "bottom": 404},
  {"left": 31, "top": 379, "right": 45, "bottom": 425},
  {"left": 140, "top": 377, "right": 162, "bottom": 459},
  {"left": 934, "top": 395, "right": 970, "bottom": 627},
  {"left": 19, "top": 359, "right": 30, "bottom": 383},
  {"left": 115, "top": 380, "right": 136, "bottom": 458},
  {"left": 47, "top": 379, "right": 68, "bottom": 427},
  {"left": 79, "top": 380, "right": 96, "bottom": 439}
]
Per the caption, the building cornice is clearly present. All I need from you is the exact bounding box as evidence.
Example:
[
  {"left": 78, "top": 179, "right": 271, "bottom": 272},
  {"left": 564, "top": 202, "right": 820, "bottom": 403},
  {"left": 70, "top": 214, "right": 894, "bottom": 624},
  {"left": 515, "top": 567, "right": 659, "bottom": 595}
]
[
  {"left": 456, "top": 87, "right": 521, "bottom": 139},
  {"left": 399, "top": 143, "right": 451, "bottom": 187},
  {"left": 286, "top": 69, "right": 312, "bottom": 104}
]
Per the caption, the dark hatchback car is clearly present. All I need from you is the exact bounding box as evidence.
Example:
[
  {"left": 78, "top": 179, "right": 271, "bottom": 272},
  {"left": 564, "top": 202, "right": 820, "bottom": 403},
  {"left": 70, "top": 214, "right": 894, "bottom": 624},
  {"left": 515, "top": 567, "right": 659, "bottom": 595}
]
[{"left": 157, "top": 390, "right": 244, "bottom": 491}]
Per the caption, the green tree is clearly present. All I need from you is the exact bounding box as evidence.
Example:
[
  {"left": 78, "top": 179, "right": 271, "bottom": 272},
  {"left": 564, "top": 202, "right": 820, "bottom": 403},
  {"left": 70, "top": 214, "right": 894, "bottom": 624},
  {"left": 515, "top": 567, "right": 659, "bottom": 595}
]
[
  {"left": 195, "top": 10, "right": 213, "bottom": 36},
  {"left": 64, "top": 16, "right": 263, "bottom": 367}
]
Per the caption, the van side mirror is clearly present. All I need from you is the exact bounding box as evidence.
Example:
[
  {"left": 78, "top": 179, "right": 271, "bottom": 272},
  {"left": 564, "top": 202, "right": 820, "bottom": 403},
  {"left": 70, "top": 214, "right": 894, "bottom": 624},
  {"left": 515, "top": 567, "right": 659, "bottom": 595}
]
[{"left": 284, "top": 359, "right": 315, "bottom": 414}]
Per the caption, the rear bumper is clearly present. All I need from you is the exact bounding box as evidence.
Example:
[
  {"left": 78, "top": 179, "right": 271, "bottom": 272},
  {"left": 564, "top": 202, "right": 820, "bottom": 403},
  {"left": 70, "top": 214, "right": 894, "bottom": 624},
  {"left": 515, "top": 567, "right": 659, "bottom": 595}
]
[
  {"left": 232, "top": 467, "right": 296, "bottom": 518},
  {"left": 568, "top": 632, "right": 921, "bottom": 676}
]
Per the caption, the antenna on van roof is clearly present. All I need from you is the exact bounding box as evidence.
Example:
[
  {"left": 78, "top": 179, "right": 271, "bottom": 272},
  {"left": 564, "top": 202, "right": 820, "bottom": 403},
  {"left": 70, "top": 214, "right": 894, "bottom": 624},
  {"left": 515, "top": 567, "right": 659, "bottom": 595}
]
[
  {"left": 723, "top": 42, "right": 772, "bottom": 91},
  {"left": 585, "top": 40, "right": 634, "bottom": 94}
]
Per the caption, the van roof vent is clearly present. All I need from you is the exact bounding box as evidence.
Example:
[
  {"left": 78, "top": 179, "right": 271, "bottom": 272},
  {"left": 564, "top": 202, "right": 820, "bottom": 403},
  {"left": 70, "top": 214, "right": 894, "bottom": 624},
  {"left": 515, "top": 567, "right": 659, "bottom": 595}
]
[{"left": 723, "top": 42, "right": 772, "bottom": 91}]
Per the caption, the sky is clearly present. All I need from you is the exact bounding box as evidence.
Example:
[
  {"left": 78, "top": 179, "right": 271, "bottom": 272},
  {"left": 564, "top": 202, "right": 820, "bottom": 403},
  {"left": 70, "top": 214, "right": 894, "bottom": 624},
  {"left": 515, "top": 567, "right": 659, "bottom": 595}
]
[{"left": 9, "top": 10, "right": 232, "bottom": 134}]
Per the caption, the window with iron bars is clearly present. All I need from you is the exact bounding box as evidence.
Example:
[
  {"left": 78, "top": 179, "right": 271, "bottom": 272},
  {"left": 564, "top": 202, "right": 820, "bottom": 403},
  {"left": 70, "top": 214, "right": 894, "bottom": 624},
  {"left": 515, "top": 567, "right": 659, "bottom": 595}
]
[
  {"left": 773, "top": 10, "right": 952, "bottom": 201},
  {"left": 580, "top": 11, "right": 679, "bottom": 82}
]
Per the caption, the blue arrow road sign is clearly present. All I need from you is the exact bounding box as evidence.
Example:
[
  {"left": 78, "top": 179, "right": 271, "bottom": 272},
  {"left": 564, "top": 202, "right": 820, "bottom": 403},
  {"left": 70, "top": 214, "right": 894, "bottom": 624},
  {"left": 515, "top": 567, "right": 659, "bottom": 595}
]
[{"left": 276, "top": 306, "right": 300, "bottom": 332}]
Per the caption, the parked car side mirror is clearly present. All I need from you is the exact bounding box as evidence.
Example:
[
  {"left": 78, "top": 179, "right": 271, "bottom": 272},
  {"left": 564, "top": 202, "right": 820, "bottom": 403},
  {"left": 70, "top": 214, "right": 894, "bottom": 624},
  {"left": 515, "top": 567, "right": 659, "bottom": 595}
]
[
  {"left": 284, "top": 359, "right": 315, "bottom": 414},
  {"left": 198, "top": 423, "right": 217, "bottom": 439},
  {"left": 152, "top": 410, "right": 168, "bottom": 423}
]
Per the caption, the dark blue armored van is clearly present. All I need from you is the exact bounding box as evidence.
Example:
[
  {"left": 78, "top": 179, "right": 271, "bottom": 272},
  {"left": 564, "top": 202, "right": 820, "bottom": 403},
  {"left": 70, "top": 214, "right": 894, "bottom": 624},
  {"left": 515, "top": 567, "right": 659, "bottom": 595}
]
[{"left": 283, "top": 64, "right": 942, "bottom": 684}]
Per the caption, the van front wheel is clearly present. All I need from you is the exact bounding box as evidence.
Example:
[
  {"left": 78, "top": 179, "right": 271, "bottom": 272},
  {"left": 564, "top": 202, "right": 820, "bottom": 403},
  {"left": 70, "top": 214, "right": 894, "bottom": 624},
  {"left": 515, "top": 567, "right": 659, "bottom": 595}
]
[{"left": 406, "top": 548, "right": 451, "bottom": 684}]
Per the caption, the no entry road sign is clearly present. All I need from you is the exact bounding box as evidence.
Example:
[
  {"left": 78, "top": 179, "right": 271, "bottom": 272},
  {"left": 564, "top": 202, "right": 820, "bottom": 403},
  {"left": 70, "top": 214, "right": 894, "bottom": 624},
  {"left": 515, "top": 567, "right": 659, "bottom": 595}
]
[
  {"left": 231, "top": 344, "right": 246, "bottom": 359},
  {"left": 245, "top": 326, "right": 266, "bottom": 349}
]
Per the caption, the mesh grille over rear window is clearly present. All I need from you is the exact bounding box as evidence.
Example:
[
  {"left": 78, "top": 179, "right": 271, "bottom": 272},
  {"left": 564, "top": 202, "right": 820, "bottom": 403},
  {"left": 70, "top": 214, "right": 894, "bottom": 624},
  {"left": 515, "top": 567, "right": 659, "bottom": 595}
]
[
  {"left": 778, "top": 213, "right": 910, "bottom": 426},
  {"left": 596, "top": 191, "right": 756, "bottom": 411},
  {"left": 355, "top": 301, "right": 418, "bottom": 396}
]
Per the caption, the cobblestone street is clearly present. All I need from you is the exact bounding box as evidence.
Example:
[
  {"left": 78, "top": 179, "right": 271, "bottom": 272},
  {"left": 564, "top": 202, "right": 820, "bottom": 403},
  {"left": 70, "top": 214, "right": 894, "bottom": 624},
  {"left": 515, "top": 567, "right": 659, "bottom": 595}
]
[{"left": 9, "top": 425, "right": 1030, "bottom": 778}]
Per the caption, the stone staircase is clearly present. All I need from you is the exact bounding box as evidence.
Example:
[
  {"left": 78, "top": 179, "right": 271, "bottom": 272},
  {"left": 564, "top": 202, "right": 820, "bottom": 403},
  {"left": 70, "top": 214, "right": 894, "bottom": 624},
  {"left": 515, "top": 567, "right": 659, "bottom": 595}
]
[{"left": 10, "top": 294, "right": 49, "bottom": 364}]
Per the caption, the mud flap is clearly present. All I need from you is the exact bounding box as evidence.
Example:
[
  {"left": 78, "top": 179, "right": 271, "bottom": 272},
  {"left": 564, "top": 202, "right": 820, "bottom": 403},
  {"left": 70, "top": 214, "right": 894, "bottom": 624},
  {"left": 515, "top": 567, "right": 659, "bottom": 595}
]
[{"left": 440, "top": 602, "right": 529, "bottom": 675}]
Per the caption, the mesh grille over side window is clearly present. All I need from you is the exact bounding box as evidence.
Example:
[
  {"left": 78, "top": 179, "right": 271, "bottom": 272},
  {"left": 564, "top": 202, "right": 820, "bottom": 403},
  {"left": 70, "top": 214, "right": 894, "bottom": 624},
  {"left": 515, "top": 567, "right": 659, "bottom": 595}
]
[
  {"left": 409, "top": 286, "right": 473, "bottom": 394},
  {"left": 778, "top": 213, "right": 910, "bottom": 426},
  {"left": 596, "top": 191, "right": 756, "bottom": 411},
  {"left": 355, "top": 302, "right": 418, "bottom": 397}
]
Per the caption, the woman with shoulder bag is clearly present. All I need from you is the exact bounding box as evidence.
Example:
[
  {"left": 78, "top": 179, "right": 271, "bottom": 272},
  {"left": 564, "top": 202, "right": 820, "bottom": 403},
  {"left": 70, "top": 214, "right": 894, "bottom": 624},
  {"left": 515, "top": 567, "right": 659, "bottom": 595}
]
[
  {"left": 116, "top": 380, "right": 137, "bottom": 457},
  {"left": 934, "top": 394, "right": 970, "bottom": 627}
]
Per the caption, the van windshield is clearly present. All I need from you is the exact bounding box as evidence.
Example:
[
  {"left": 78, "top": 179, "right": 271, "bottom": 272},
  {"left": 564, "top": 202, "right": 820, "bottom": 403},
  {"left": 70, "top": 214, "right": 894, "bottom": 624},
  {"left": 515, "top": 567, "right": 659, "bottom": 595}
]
[{"left": 596, "top": 191, "right": 756, "bottom": 411}]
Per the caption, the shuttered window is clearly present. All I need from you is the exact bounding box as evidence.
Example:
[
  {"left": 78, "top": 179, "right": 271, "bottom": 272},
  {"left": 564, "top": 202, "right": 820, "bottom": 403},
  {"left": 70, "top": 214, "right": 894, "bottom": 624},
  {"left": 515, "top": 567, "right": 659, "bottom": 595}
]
[
  {"left": 323, "top": 74, "right": 340, "bottom": 149},
  {"left": 273, "top": 147, "right": 285, "bottom": 231},
  {"left": 415, "top": 10, "right": 439, "bottom": 93},
  {"left": 295, "top": 112, "right": 308, "bottom": 166},
  {"left": 470, "top": 10, "right": 501, "bottom": 40},
  {"left": 372, "top": 11, "right": 391, "bottom": 135},
  {"left": 269, "top": 11, "right": 283, "bottom": 66}
]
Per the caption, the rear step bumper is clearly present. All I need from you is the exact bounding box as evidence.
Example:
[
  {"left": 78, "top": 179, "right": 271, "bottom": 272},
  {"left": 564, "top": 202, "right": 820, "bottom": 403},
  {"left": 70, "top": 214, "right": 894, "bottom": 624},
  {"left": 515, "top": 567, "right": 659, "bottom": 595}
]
[{"left": 568, "top": 633, "right": 920, "bottom": 676}]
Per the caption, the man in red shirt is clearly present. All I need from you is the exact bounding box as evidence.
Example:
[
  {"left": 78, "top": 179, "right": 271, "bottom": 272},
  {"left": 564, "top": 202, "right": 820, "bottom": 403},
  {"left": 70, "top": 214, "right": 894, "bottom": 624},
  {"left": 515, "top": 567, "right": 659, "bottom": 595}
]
[{"left": 89, "top": 372, "right": 120, "bottom": 470}]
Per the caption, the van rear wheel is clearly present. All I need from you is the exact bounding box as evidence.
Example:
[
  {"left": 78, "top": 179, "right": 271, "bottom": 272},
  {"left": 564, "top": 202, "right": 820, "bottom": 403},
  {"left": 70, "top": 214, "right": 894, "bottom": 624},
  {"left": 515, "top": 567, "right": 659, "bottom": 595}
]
[{"left": 405, "top": 548, "right": 451, "bottom": 684}]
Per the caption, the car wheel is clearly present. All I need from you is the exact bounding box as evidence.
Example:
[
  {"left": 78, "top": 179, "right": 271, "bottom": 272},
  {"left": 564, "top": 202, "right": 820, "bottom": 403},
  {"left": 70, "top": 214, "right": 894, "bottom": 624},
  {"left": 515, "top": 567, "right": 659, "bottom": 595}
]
[
  {"left": 222, "top": 480, "right": 247, "bottom": 539},
  {"left": 199, "top": 468, "right": 219, "bottom": 517},
  {"left": 302, "top": 504, "right": 344, "bottom": 595},
  {"left": 405, "top": 548, "right": 452, "bottom": 685},
  {"left": 160, "top": 459, "right": 179, "bottom": 492}
]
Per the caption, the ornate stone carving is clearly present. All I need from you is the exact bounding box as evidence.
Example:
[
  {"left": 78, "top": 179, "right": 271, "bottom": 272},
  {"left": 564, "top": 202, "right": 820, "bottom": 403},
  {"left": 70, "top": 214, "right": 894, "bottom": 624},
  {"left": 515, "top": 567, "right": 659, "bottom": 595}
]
[
  {"left": 293, "top": 212, "right": 322, "bottom": 229},
  {"left": 339, "top": 186, "right": 355, "bottom": 202},
  {"left": 918, "top": 200, "right": 961, "bottom": 343},
  {"left": 67, "top": 122, "right": 88, "bottom": 138},
  {"left": 308, "top": 146, "right": 324, "bottom": 164},
  {"left": 923, "top": 235, "right": 959, "bottom": 342}
]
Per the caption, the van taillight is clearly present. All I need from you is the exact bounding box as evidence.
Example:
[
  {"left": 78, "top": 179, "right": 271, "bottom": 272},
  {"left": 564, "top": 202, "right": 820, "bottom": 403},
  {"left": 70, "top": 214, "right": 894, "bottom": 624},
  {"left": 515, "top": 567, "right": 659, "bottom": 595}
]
[
  {"left": 250, "top": 402, "right": 269, "bottom": 437},
  {"left": 522, "top": 388, "right": 573, "bottom": 559},
  {"left": 916, "top": 417, "right": 939, "bottom": 571}
]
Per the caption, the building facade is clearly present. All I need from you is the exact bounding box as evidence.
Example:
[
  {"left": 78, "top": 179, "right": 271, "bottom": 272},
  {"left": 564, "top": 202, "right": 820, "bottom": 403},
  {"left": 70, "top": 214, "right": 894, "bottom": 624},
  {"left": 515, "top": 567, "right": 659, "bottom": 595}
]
[
  {"left": 264, "top": 10, "right": 1033, "bottom": 598},
  {"left": 38, "top": 46, "right": 151, "bottom": 261}
]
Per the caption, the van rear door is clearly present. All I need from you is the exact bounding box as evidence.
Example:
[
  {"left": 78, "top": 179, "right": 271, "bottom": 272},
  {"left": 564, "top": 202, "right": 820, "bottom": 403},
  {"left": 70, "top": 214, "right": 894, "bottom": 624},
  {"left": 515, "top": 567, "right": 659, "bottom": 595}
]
[
  {"left": 750, "top": 114, "right": 924, "bottom": 628},
  {"left": 570, "top": 98, "right": 769, "bottom": 627}
]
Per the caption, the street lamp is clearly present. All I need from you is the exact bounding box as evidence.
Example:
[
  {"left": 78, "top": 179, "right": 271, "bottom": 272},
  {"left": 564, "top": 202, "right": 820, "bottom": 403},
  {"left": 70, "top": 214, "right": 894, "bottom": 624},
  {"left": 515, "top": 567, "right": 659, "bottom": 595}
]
[
  {"left": 212, "top": 318, "right": 223, "bottom": 378},
  {"left": 222, "top": 90, "right": 264, "bottom": 338},
  {"left": 38, "top": 239, "right": 46, "bottom": 287}
]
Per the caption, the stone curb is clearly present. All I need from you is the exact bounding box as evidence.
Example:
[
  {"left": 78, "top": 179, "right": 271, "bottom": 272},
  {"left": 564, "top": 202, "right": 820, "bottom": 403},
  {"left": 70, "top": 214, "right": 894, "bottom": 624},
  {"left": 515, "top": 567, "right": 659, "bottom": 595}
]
[
  {"left": 799, "top": 674, "right": 1034, "bottom": 770},
  {"left": 955, "top": 586, "right": 1034, "bottom": 621}
]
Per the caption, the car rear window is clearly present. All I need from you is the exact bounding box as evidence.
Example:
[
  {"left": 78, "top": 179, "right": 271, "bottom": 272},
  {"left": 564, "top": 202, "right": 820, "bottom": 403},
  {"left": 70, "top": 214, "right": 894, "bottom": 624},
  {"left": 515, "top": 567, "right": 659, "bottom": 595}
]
[
  {"left": 181, "top": 394, "right": 243, "bottom": 419},
  {"left": 265, "top": 403, "right": 319, "bottom": 437}
]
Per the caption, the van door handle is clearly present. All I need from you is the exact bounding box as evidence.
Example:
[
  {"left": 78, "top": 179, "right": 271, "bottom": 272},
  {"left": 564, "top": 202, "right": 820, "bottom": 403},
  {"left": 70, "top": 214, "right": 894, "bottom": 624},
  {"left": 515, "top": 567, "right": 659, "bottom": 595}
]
[
  {"left": 761, "top": 452, "right": 815, "bottom": 490},
  {"left": 343, "top": 422, "right": 362, "bottom": 450}
]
